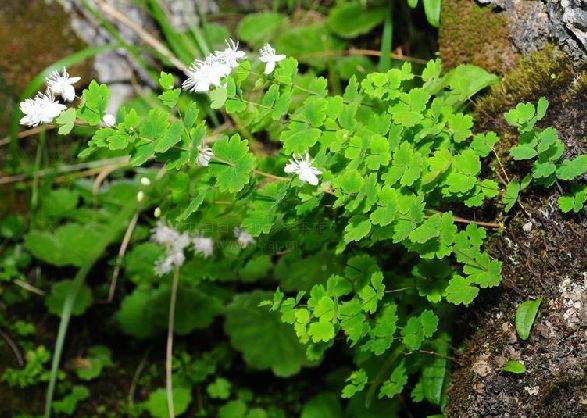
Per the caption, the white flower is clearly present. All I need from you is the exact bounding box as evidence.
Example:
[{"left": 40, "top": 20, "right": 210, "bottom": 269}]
[
  {"left": 155, "top": 251, "right": 185, "bottom": 276},
  {"left": 151, "top": 221, "right": 191, "bottom": 275},
  {"left": 137, "top": 191, "right": 145, "bottom": 202},
  {"left": 183, "top": 55, "right": 231, "bottom": 93},
  {"left": 46, "top": 67, "right": 80, "bottom": 102},
  {"left": 284, "top": 153, "right": 322, "bottom": 186},
  {"left": 196, "top": 144, "right": 214, "bottom": 167},
  {"left": 193, "top": 236, "right": 214, "bottom": 257},
  {"left": 259, "top": 43, "right": 286, "bottom": 75},
  {"left": 140, "top": 177, "right": 151, "bottom": 186},
  {"left": 154, "top": 207, "right": 161, "bottom": 218},
  {"left": 19, "top": 92, "right": 66, "bottom": 127},
  {"left": 102, "top": 114, "right": 116, "bottom": 127},
  {"left": 151, "top": 222, "right": 190, "bottom": 251},
  {"left": 216, "top": 38, "right": 246, "bottom": 69},
  {"left": 234, "top": 227, "right": 255, "bottom": 248}
]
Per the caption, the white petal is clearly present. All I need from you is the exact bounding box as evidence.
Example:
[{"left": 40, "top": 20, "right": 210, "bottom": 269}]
[
  {"left": 264, "top": 61, "right": 276, "bottom": 75},
  {"left": 299, "top": 169, "right": 319, "bottom": 186},
  {"left": 61, "top": 84, "right": 76, "bottom": 102},
  {"left": 284, "top": 162, "right": 298, "bottom": 173}
]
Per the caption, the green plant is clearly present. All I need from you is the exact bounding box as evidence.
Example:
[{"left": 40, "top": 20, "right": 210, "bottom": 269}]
[
  {"left": 22, "top": 35, "right": 508, "bottom": 415},
  {"left": 503, "top": 98, "right": 587, "bottom": 213},
  {"left": 1, "top": 345, "right": 58, "bottom": 389},
  {"left": 52, "top": 385, "right": 89, "bottom": 416}
]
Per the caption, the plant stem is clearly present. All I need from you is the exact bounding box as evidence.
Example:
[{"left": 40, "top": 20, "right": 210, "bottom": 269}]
[{"left": 166, "top": 267, "right": 180, "bottom": 418}]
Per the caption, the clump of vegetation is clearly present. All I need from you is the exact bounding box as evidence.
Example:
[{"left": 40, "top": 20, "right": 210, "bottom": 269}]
[{"left": 1, "top": 1, "right": 586, "bottom": 418}]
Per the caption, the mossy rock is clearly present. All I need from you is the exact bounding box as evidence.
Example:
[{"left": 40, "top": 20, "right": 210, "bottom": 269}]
[
  {"left": 0, "top": 0, "right": 92, "bottom": 136},
  {"left": 439, "top": 0, "right": 519, "bottom": 74},
  {"left": 447, "top": 47, "right": 587, "bottom": 418}
]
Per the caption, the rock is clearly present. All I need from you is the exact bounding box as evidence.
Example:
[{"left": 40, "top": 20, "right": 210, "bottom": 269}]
[
  {"left": 0, "top": 0, "right": 91, "bottom": 135},
  {"left": 444, "top": 48, "right": 587, "bottom": 418},
  {"left": 440, "top": 0, "right": 587, "bottom": 73}
]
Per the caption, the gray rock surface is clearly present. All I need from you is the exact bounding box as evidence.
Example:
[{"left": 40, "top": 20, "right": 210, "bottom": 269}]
[
  {"left": 476, "top": 0, "right": 587, "bottom": 61},
  {"left": 46, "top": 0, "right": 217, "bottom": 113}
]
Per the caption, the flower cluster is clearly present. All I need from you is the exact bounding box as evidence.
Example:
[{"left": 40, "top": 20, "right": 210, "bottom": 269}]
[
  {"left": 20, "top": 68, "right": 80, "bottom": 128},
  {"left": 151, "top": 221, "right": 214, "bottom": 276},
  {"left": 234, "top": 227, "right": 255, "bottom": 248},
  {"left": 152, "top": 222, "right": 257, "bottom": 275},
  {"left": 182, "top": 40, "right": 286, "bottom": 94},
  {"left": 182, "top": 39, "right": 245, "bottom": 93}
]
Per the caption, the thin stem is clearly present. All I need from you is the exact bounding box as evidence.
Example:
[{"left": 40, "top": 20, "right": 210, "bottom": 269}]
[
  {"left": 13, "top": 279, "right": 45, "bottom": 296},
  {"left": 0, "top": 328, "right": 24, "bottom": 367},
  {"left": 166, "top": 267, "right": 180, "bottom": 418},
  {"left": 0, "top": 157, "right": 129, "bottom": 186},
  {"left": 107, "top": 212, "right": 140, "bottom": 302},
  {"left": 128, "top": 348, "right": 151, "bottom": 406},
  {"left": 0, "top": 125, "right": 56, "bottom": 147},
  {"left": 297, "top": 48, "right": 428, "bottom": 65}
]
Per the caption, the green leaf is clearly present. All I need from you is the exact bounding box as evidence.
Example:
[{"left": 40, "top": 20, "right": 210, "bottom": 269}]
[
  {"left": 327, "top": 3, "right": 386, "bottom": 39},
  {"left": 401, "top": 310, "right": 438, "bottom": 351},
  {"left": 52, "top": 385, "right": 89, "bottom": 415},
  {"left": 409, "top": 214, "right": 442, "bottom": 244},
  {"left": 445, "top": 65, "right": 498, "bottom": 101},
  {"left": 556, "top": 155, "right": 587, "bottom": 180},
  {"left": 558, "top": 183, "right": 587, "bottom": 213},
  {"left": 503, "top": 181, "right": 521, "bottom": 212},
  {"left": 158, "top": 71, "right": 175, "bottom": 90},
  {"left": 515, "top": 297, "right": 542, "bottom": 340},
  {"left": 183, "top": 102, "right": 199, "bottom": 129},
  {"left": 46, "top": 280, "right": 93, "bottom": 317},
  {"left": 225, "top": 291, "right": 312, "bottom": 377},
  {"left": 470, "top": 132, "right": 498, "bottom": 157},
  {"left": 140, "top": 109, "right": 168, "bottom": 140},
  {"left": 363, "top": 303, "right": 398, "bottom": 355},
  {"left": 79, "top": 81, "right": 109, "bottom": 125},
  {"left": 210, "top": 135, "right": 255, "bottom": 193},
  {"left": 379, "top": 360, "right": 407, "bottom": 399},
  {"left": 342, "top": 369, "right": 368, "bottom": 398},
  {"left": 448, "top": 113, "right": 473, "bottom": 143},
  {"left": 117, "top": 288, "right": 159, "bottom": 338},
  {"left": 301, "top": 392, "right": 342, "bottom": 418},
  {"left": 155, "top": 120, "right": 182, "bottom": 153},
  {"left": 148, "top": 287, "right": 223, "bottom": 334},
  {"left": 237, "top": 12, "right": 287, "bottom": 48},
  {"left": 207, "top": 377, "right": 231, "bottom": 400},
  {"left": 463, "top": 253, "right": 502, "bottom": 288},
  {"left": 55, "top": 108, "right": 77, "bottom": 135},
  {"left": 75, "top": 346, "right": 113, "bottom": 381},
  {"left": 159, "top": 88, "right": 181, "bottom": 108},
  {"left": 308, "top": 319, "right": 335, "bottom": 343},
  {"left": 145, "top": 387, "right": 191, "bottom": 418},
  {"left": 25, "top": 223, "right": 106, "bottom": 267},
  {"left": 423, "top": 0, "right": 441, "bottom": 27},
  {"left": 281, "top": 122, "right": 321, "bottom": 154},
  {"left": 501, "top": 360, "right": 526, "bottom": 374},
  {"left": 275, "top": 25, "right": 345, "bottom": 71},
  {"left": 344, "top": 217, "right": 372, "bottom": 244},
  {"left": 445, "top": 275, "right": 479, "bottom": 306},
  {"left": 370, "top": 186, "right": 399, "bottom": 227},
  {"left": 210, "top": 87, "right": 228, "bottom": 109}
]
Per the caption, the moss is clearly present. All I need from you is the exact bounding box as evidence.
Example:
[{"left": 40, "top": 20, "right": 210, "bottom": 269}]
[
  {"left": 0, "top": 0, "right": 91, "bottom": 92},
  {"left": 439, "top": 0, "right": 518, "bottom": 74},
  {"left": 474, "top": 46, "right": 587, "bottom": 156}
]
